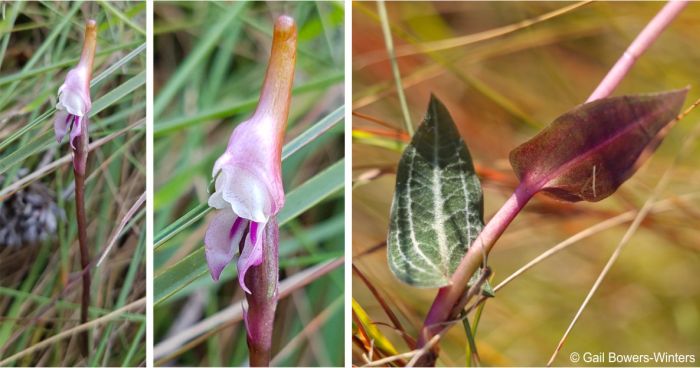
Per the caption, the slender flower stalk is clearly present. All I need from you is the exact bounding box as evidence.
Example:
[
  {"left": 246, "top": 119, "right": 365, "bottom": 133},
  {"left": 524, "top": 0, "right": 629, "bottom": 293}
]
[
  {"left": 54, "top": 19, "right": 96, "bottom": 356},
  {"left": 203, "top": 15, "right": 296, "bottom": 366},
  {"left": 415, "top": 2, "right": 688, "bottom": 365}
]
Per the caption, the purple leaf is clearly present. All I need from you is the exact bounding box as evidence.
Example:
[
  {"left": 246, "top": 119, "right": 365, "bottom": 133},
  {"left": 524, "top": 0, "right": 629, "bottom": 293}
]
[{"left": 510, "top": 88, "right": 688, "bottom": 202}]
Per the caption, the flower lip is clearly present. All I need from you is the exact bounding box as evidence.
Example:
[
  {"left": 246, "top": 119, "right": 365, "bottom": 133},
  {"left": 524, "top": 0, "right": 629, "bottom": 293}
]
[{"left": 205, "top": 210, "right": 247, "bottom": 281}]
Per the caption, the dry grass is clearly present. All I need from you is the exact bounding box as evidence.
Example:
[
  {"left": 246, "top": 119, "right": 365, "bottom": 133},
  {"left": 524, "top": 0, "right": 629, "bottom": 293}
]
[{"left": 352, "top": 2, "right": 700, "bottom": 366}]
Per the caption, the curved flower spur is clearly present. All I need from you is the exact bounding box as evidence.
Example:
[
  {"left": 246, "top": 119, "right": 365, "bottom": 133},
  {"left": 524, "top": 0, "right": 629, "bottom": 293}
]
[
  {"left": 52, "top": 19, "right": 96, "bottom": 356},
  {"left": 203, "top": 15, "right": 296, "bottom": 366}
]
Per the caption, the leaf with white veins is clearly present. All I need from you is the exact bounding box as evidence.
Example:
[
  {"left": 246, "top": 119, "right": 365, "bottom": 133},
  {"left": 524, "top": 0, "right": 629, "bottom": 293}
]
[{"left": 387, "top": 95, "right": 484, "bottom": 287}]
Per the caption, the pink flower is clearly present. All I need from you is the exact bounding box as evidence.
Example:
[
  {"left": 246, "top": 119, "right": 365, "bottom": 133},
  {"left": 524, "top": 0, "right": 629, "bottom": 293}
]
[
  {"left": 54, "top": 20, "right": 96, "bottom": 151},
  {"left": 204, "top": 15, "right": 297, "bottom": 294}
]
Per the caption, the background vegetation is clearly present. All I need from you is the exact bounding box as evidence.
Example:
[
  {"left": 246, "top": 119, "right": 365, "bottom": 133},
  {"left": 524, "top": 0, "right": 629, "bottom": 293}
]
[
  {"left": 152, "top": 1, "right": 344, "bottom": 366},
  {"left": 352, "top": 2, "right": 700, "bottom": 366},
  {"left": 0, "top": 1, "right": 146, "bottom": 366}
]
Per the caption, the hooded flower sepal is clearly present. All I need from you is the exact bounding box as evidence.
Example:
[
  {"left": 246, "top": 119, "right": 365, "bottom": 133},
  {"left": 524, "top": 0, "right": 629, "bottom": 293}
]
[{"left": 203, "top": 15, "right": 296, "bottom": 290}]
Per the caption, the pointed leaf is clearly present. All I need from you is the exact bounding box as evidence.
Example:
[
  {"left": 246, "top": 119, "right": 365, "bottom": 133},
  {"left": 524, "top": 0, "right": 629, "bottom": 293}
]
[
  {"left": 510, "top": 88, "right": 688, "bottom": 202},
  {"left": 387, "top": 95, "right": 484, "bottom": 287}
]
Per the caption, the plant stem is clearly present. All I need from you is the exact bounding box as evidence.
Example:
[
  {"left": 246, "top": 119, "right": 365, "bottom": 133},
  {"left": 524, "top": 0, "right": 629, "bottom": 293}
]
[
  {"left": 414, "top": 2, "right": 688, "bottom": 365},
  {"left": 586, "top": 0, "right": 687, "bottom": 102},
  {"left": 245, "top": 219, "right": 280, "bottom": 366},
  {"left": 73, "top": 121, "right": 90, "bottom": 356},
  {"left": 415, "top": 184, "right": 535, "bottom": 366}
]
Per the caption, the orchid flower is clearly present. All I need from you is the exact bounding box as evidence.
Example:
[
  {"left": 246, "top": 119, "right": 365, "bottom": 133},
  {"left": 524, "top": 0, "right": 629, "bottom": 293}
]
[
  {"left": 204, "top": 15, "right": 296, "bottom": 295},
  {"left": 54, "top": 20, "right": 96, "bottom": 173},
  {"left": 52, "top": 20, "right": 97, "bottom": 356},
  {"left": 204, "top": 15, "right": 296, "bottom": 366}
]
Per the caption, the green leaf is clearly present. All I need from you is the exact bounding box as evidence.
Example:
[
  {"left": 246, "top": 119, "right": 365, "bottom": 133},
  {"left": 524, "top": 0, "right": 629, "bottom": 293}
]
[{"left": 387, "top": 95, "right": 484, "bottom": 288}]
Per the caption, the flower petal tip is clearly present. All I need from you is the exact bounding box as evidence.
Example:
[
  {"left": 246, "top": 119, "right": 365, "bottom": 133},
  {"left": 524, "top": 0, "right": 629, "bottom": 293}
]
[
  {"left": 210, "top": 268, "right": 222, "bottom": 282},
  {"left": 204, "top": 209, "right": 241, "bottom": 283},
  {"left": 205, "top": 251, "right": 227, "bottom": 282},
  {"left": 239, "top": 278, "right": 253, "bottom": 295}
]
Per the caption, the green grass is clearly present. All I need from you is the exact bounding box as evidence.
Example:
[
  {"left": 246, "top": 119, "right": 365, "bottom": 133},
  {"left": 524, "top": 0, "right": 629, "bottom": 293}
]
[
  {"left": 153, "top": 2, "right": 345, "bottom": 366},
  {"left": 0, "top": 2, "right": 146, "bottom": 366}
]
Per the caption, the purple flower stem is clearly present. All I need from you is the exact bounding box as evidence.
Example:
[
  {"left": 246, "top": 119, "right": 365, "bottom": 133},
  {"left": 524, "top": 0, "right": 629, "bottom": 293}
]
[
  {"left": 73, "top": 119, "right": 90, "bottom": 356},
  {"left": 245, "top": 218, "right": 279, "bottom": 367},
  {"left": 415, "top": 184, "right": 536, "bottom": 366},
  {"left": 586, "top": 1, "right": 687, "bottom": 103},
  {"left": 415, "top": 2, "right": 688, "bottom": 365}
]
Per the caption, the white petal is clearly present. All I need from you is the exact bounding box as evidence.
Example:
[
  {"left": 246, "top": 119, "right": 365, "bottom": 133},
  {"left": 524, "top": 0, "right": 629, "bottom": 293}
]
[
  {"left": 207, "top": 190, "right": 227, "bottom": 209},
  {"left": 58, "top": 89, "right": 87, "bottom": 116},
  {"left": 220, "top": 168, "right": 270, "bottom": 223}
]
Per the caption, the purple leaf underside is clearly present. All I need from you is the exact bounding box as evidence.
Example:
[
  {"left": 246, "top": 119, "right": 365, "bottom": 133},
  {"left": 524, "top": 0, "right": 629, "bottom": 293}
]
[{"left": 510, "top": 88, "right": 688, "bottom": 202}]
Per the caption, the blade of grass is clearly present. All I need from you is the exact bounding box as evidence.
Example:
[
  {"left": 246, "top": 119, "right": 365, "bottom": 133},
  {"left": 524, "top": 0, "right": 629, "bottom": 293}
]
[
  {"left": 97, "top": 1, "right": 146, "bottom": 36},
  {"left": 0, "top": 1, "right": 81, "bottom": 110},
  {"left": 0, "top": 298, "right": 146, "bottom": 367},
  {"left": 0, "top": 41, "right": 142, "bottom": 86},
  {"left": 153, "top": 72, "right": 343, "bottom": 136},
  {"left": 282, "top": 105, "right": 344, "bottom": 159},
  {"left": 153, "top": 2, "right": 246, "bottom": 118},
  {"left": 0, "top": 1, "right": 22, "bottom": 70},
  {"left": 353, "top": 264, "right": 414, "bottom": 349},
  {"left": 91, "top": 230, "right": 146, "bottom": 366},
  {"left": 376, "top": 0, "right": 413, "bottom": 136},
  {"left": 121, "top": 321, "right": 146, "bottom": 367},
  {"left": 0, "top": 287, "right": 144, "bottom": 321},
  {"left": 153, "top": 257, "right": 343, "bottom": 361},
  {"left": 270, "top": 295, "right": 343, "bottom": 366}
]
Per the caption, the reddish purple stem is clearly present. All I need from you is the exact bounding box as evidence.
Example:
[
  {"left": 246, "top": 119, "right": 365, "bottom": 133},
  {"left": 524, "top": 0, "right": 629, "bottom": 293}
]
[
  {"left": 73, "top": 116, "right": 90, "bottom": 356},
  {"left": 587, "top": 1, "right": 688, "bottom": 102},
  {"left": 415, "top": 2, "right": 688, "bottom": 365},
  {"left": 245, "top": 218, "right": 279, "bottom": 366}
]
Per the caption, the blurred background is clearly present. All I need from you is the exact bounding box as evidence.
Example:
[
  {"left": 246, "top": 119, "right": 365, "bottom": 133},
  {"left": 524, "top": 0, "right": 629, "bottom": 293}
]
[
  {"left": 153, "top": 1, "right": 344, "bottom": 366},
  {"left": 352, "top": 2, "right": 700, "bottom": 366},
  {"left": 0, "top": 1, "right": 146, "bottom": 366}
]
